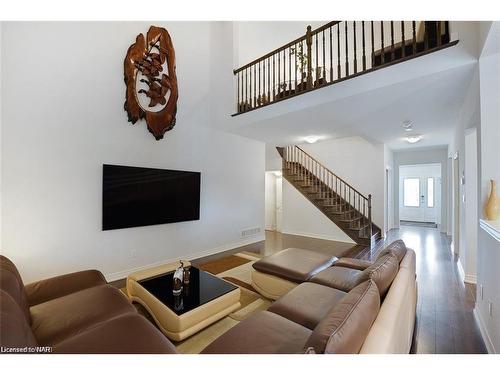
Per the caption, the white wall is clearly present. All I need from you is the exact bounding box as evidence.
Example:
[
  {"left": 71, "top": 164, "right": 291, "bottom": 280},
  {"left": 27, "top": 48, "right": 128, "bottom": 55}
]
[
  {"left": 1, "top": 22, "right": 265, "bottom": 283},
  {"left": 464, "top": 128, "right": 478, "bottom": 283},
  {"left": 0, "top": 22, "right": 3, "bottom": 250},
  {"left": 235, "top": 21, "right": 323, "bottom": 67},
  {"left": 281, "top": 136, "right": 384, "bottom": 243},
  {"left": 384, "top": 145, "right": 394, "bottom": 233},
  {"left": 264, "top": 172, "right": 277, "bottom": 231},
  {"left": 393, "top": 147, "right": 448, "bottom": 232},
  {"left": 475, "top": 45, "right": 500, "bottom": 353}
]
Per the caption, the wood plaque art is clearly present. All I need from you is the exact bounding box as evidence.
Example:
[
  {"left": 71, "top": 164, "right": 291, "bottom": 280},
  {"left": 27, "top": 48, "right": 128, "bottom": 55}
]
[{"left": 124, "top": 26, "right": 178, "bottom": 140}]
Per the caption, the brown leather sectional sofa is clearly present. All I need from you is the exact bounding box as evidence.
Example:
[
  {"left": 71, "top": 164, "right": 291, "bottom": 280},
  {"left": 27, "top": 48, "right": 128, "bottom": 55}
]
[
  {"left": 202, "top": 240, "right": 416, "bottom": 354},
  {"left": 1, "top": 239, "right": 415, "bottom": 354},
  {"left": 0, "top": 255, "right": 176, "bottom": 354}
]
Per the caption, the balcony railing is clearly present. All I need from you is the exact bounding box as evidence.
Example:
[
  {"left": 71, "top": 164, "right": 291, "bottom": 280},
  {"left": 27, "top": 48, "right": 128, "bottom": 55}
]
[{"left": 233, "top": 21, "right": 457, "bottom": 115}]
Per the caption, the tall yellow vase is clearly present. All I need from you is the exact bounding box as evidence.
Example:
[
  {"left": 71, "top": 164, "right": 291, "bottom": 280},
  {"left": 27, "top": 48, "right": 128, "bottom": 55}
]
[{"left": 485, "top": 179, "right": 500, "bottom": 220}]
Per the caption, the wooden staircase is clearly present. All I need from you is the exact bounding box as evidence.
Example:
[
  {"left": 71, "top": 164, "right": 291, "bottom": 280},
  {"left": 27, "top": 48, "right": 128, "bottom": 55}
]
[{"left": 277, "top": 146, "right": 381, "bottom": 247}]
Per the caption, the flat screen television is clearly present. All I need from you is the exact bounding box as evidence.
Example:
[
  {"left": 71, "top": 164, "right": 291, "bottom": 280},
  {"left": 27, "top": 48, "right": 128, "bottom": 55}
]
[{"left": 102, "top": 164, "right": 201, "bottom": 230}]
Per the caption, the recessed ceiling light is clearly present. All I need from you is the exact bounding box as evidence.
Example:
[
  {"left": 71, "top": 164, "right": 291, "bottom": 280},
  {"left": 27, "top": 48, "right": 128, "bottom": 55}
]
[
  {"left": 405, "top": 135, "right": 422, "bottom": 144},
  {"left": 402, "top": 120, "right": 413, "bottom": 132},
  {"left": 304, "top": 136, "right": 320, "bottom": 144}
]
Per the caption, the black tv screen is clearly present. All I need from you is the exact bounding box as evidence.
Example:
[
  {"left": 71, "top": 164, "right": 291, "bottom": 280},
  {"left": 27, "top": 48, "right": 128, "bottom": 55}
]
[{"left": 102, "top": 164, "right": 201, "bottom": 230}]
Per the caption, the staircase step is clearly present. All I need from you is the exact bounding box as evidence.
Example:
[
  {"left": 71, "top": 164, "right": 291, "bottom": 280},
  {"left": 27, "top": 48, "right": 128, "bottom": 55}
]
[{"left": 338, "top": 215, "right": 363, "bottom": 223}]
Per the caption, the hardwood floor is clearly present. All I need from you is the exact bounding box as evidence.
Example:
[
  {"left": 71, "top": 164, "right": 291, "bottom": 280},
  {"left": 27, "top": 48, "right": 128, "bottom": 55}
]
[{"left": 364, "top": 226, "right": 486, "bottom": 354}]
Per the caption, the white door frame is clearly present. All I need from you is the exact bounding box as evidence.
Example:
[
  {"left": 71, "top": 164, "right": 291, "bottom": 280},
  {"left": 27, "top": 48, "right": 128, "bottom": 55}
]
[{"left": 452, "top": 152, "right": 460, "bottom": 255}]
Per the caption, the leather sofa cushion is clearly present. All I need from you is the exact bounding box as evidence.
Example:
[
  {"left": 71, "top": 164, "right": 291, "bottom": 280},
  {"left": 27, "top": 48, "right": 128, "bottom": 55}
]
[
  {"left": 333, "top": 258, "right": 373, "bottom": 271},
  {"left": 358, "top": 254, "right": 399, "bottom": 297},
  {"left": 304, "top": 280, "right": 380, "bottom": 354},
  {"left": 0, "top": 255, "right": 31, "bottom": 323},
  {"left": 30, "top": 284, "right": 136, "bottom": 346},
  {"left": 268, "top": 282, "right": 347, "bottom": 329},
  {"left": 201, "top": 311, "right": 312, "bottom": 354},
  {"left": 0, "top": 290, "right": 38, "bottom": 349},
  {"left": 310, "top": 266, "right": 363, "bottom": 292},
  {"left": 252, "top": 248, "right": 338, "bottom": 283},
  {"left": 25, "top": 269, "right": 106, "bottom": 306},
  {"left": 377, "top": 240, "right": 407, "bottom": 263},
  {"left": 54, "top": 314, "right": 177, "bottom": 354}
]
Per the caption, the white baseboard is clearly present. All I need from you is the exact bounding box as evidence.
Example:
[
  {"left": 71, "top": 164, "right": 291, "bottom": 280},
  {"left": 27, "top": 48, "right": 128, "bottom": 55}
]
[
  {"left": 281, "top": 230, "right": 355, "bottom": 244},
  {"left": 105, "top": 235, "right": 265, "bottom": 282},
  {"left": 457, "top": 258, "right": 477, "bottom": 284},
  {"left": 473, "top": 307, "right": 496, "bottom": 354}
]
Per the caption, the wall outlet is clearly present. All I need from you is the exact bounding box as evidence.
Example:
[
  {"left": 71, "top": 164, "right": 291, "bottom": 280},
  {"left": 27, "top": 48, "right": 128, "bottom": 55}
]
[
  {"left": 480, "top": 284, "right": 484, "bottom": 300},
  {"left": 241, "top": 227, "right": 261, "bottom": 238},
  {"left": 130, "top": 249, "right": 137, "bottom": 259},
  {"left": 488, "top": 300, "right": 493, "bottom": 317}
]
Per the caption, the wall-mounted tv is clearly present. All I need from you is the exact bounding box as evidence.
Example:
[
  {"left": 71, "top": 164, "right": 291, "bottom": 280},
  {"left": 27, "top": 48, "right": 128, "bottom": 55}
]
[{"left": 102, "top": 164, "right": 201, "bottom": 230}]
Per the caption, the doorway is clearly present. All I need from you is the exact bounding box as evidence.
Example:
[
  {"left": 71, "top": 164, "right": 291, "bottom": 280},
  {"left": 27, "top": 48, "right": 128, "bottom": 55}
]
[
  {"left": 264, "top": 171, "right": 283, "bottom": 232},
  {"left": 399, "top": 164, "right": 441, "bottom": 227}
]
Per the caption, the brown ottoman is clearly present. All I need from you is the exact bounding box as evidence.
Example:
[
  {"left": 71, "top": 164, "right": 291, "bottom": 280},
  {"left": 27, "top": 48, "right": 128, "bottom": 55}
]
[{"left": 251, "top": 248, "right": 338, "bottom": 300}]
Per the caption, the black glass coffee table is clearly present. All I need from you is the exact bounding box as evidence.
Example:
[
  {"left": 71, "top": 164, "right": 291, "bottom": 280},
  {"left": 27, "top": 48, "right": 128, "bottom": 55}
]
[
  {"left": 138, "top": 267, "right": 238, "bottom": 315},
  {"left": 127, "top": 264, "right": 241, "bottom": 341}
]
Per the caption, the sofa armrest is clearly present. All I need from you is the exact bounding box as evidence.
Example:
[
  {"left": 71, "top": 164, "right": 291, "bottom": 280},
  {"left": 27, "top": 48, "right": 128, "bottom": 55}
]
[
  {"left": 25, "top": 270, "right": 107, "bottom": 306},
  {"left": 334, "top": 258, "right": 373, "bottom": 271}
]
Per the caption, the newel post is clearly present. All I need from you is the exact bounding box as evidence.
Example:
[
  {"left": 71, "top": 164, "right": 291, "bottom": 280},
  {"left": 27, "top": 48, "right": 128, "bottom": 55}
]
[
  {"left": 306, "top": 25, "right": 313, "bottom": 89},
  {"left": 368, "top": 194, "right": 373, "bottom": 238}
]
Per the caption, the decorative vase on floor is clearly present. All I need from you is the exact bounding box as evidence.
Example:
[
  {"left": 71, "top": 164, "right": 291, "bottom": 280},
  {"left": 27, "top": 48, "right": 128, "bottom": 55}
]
[{"left": 485, "top": 179, "right": 500, "bottom": 220}]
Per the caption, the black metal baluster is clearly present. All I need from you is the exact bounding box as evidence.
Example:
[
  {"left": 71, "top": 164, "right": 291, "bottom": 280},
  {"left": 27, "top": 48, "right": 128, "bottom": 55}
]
[
  {"left": 353, "top": 21, "right": 357, "bottom": 73},
  {"left": 345, "top": 22, "right": 349, "bottom": 76},
  {"left": 322, "top": 29, "right": 326, "bottom": 84},
  {"left": 294, "top": 43, "right": 297, "bottom": 91},
  {"left": 371, "top": 21, "right": 375, "bottom": 68},
  {"left": 329, "top": 26, "right": 333, "bottom": 82},
  {"left": 381, "top": 21, "right": 385, "bottom": 64},
  {"left": 337, "top": 23, "right": 341, "bottom": 79},
  {"left": 401, "top": 21, "right": 406, "bottom": 57},
  {"left": 390, "top": 21, "right": 395, "bottom": 61},
  {"left": 412, "top": 21, "right": 417, "bottom": 55},
  {"left": 237, "top": 71, "right": 240, "bottom": 112},
  {"left": 362, "top": 21, "right": 366, "bottom": 70}
]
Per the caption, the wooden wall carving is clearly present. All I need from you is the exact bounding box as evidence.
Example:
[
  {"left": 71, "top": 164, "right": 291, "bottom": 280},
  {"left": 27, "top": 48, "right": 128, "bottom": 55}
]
[{"left": 124, "top": 26, "right": 178, "bottom": 140}]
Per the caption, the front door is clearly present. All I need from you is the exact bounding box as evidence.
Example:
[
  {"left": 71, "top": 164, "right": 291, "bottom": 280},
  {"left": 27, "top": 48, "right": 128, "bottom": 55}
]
[{"left": 399, "top": 164, "right": 441, "bottom": 224}]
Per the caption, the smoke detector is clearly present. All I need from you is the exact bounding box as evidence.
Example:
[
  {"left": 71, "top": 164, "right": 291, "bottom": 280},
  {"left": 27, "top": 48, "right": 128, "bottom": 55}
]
[{"left": 402, "top": 120, "right": 413, "bottom": 132}]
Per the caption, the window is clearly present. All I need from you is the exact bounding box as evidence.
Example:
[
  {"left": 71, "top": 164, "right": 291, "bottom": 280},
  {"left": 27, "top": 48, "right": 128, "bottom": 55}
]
[
  {"left": 404, "top": 178, "right": 420, "bottom": 207},
  {"left": 427, "top": 178, "right": 434, "bottom": 208}
]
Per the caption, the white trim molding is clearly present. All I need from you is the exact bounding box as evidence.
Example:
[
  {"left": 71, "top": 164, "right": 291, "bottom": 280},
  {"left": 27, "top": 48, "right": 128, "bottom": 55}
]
[
  {"left": 480, "top": 219, "right": 500, "bottom": 242},
  {"left": 474, "top": 308, "right": 496, "bottom": 354},
  {"left": 457, "top": 259, "right": 465, "bottom": 282},
  {"left": 105, "top": 235, "right": 265, "bottom": 282}
]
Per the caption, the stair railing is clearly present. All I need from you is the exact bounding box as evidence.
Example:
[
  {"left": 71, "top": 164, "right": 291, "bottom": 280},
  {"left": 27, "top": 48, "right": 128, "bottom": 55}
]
[
  {"left": 233, "top": 21, "right": 454, "bottom": 115},
  {"left": 282, "top": 145, "right": 372, "bottom": 238}
]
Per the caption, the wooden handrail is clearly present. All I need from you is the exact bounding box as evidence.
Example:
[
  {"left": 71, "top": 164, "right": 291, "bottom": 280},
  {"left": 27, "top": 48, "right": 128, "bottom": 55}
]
[
  {"left": 295, "top": 146, "right": 368, "bottom": 200},
  {"left": 233, "top": 21, "right": 455, "bottom": 114}
]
